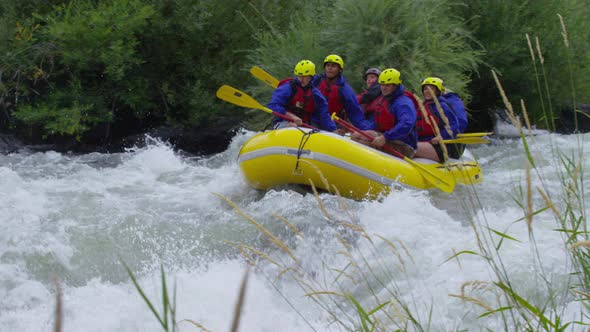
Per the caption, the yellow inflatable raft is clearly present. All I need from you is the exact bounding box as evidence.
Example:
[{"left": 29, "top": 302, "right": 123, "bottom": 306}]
[{"left": 238, "top": 128, "right": 482, "bottom": 200}]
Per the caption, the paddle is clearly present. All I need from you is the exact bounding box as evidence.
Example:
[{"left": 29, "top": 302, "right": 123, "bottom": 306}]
[
  {"left": 331, "top": 113, "right": 456, "bottom": 193},
  {"left": 216, "top": 85, "right": 316, "bottom": 129},
  {"left": 442, "top": 137, "right": 490, "bottom": 145},
  {"left": 250, "top": 66, "right": 279, "bottom": 88},
  {"left": 457, "top": 132, "right": 493, "bottom": 138}
]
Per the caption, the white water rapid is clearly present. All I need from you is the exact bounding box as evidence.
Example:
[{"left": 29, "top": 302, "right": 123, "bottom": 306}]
[{"left": 1, "top": 131, "right": 589, "bottom": 331}]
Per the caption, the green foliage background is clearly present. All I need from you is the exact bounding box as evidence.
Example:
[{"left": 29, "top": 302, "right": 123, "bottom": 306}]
[{"left": 0, "top": 0, "right": 589, "bottom": 142}]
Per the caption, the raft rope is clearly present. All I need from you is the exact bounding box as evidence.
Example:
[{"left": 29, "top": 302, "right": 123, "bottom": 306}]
[{"left": 293, "top": 127, "right": 318, "bottom": 173}]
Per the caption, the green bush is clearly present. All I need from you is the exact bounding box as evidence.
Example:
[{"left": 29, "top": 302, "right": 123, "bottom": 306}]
[
  {"left": 459, "top": 0, "right": 590, "bottom": 126},
  {"left": 2, "top": 0, "right": 590, "bottom": 142}
]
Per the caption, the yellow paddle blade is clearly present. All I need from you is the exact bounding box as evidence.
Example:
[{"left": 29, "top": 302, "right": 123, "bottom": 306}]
[
  {"left": 250, "top": 66, "right": 279, "bottom": 88},
  {"left": 406, "top": 158, "right": 456, "bottom": 193},
  {"left": 457, "top": 132, "right": 493, "bottom": 138},
  {"left": 443, "top": 137, "right": 490, "bottom": 145},
  {"left": 216, "top": 85, "right": 272, "bottom": 114}
]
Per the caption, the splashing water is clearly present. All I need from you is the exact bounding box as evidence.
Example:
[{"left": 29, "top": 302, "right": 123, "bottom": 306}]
[{"left": 1, "top": 132, "right": 588, "bottom": 331}]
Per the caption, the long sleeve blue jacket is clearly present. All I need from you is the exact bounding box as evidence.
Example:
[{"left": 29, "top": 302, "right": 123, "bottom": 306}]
[{"left": 268, "top": 78, "right": 337, "bottom": 131}]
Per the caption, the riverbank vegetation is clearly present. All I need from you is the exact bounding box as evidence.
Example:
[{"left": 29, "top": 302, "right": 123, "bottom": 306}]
[{"left": 1, "top": 0, "right": 589, "bottom": 148}]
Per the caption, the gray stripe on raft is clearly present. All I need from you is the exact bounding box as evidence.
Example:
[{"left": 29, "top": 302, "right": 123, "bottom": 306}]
[{"left": 238, "top": 147, "right": 400, "bottom": 186}]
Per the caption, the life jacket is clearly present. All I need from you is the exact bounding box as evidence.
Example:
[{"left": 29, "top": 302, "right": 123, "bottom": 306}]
[
  {"left": 372, "top": 94, "right": 396, "bottom": 132},
  {"left": 365, "top": 90, "right": 419, "bottom": 121},
  {"left": 278, "top": 78, "right": 315, "bottom": 124},
  {"left": 416, "top": 100, "right": 440, "bottom": 138},
  {"left": 403, "top": 91, "right": 420, "bottom": 114},
  {"left": 316, "top": 79, "right": 345, "bottom": 119}
]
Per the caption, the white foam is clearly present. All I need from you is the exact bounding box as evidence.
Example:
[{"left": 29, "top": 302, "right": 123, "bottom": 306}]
[{"left": 0, "top": 132, "right": 588, "bottom": 331}]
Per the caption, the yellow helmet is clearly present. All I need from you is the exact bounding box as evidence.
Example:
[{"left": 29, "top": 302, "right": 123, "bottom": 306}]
[
  {"left": 323, "top": 54, "right": 344, "bottom": 69},
  {"left": 421, "top": 77, "right": 444, "bottom": 92},
  {"left": 378, "top": 68, "right": 402, "bottom": 85},
  {"left": 294, "top": 60, "right": 316, "bottom": 76}
]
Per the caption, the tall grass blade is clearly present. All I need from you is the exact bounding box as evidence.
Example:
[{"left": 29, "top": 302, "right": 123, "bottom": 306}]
[
  {"left": 161, "top": 265, "right": 169, "bottom": 331},
  {"left": 121, "top": 260, "right": 167, "bottom": 330},
  {"left": 495, "top": 282, "right": 555, "bottom": 329}
]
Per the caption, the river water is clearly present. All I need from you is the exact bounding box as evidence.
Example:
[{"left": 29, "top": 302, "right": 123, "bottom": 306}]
[{"left": 1, "top": 131, "right": 588, "bottom": 331}]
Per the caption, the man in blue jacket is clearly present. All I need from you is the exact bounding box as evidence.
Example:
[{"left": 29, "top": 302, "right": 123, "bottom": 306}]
[
  {"left": 351, "top": 68, "right": 417, "bottom": 158},
  {"left": 312, "top": 54, "right": 371, "bottom": 131},
  {"left": 268, "top": 60, "right": 337, "bottom": 131}
]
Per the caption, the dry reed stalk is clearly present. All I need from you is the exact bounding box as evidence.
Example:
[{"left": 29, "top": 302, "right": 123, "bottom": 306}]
[
  {"left": 415, "top": 93, "right": 433, "bottom": 129},
  {"left": 430, "top": 88, "right": 453, "bottom": 137},
  {"left": 521, "top": 99, "right": 534, "bottom": 138},
  {"left": 225, "top": 240, "right": 256, "bottom": 265},
  {"left": 292, "top": 275, "right": 317, "bottom": 293},
  {"left": 535, "top": 35, "right": 545, "bottom": 64},
  {"left": 418, "top": 88, "right": 449, "bottom": 161},
  {"left": 53, "top": 278, "right": 63, "bottom": 332},
  {"left": 526, "top": 162, "right": 533, "bottom": 232},
  {"left": 331, "top": 184, "right": 356, "bottom": 222},
  {"left": 448, "top": 293, "right": 494, "bottom": 311},
  {"left": 214, "top": 193, "right": 299, "bottom": 263},
  {"left": 469, "top": 220, "right": 486, "bottom": 251},
  {"left": 336, "top": 233, "right": 353, "bottom": 250},
  {"left": 491, "top": 70, "right": 521, "bottom": 129},
  {"left": 526, "top": 33, "right": 536, "bottom": 63},
  {"left": 460, "top": 280, "right": 491, "bottom": 296},
  {"left": 180, "top": 319, "right": 212, "bottom": 332},
  {"left": 328, "top": 266, "right": 357, "bottom": 283},
  {"left": 386, "top": 301, "right": 410, "bottom": 325},
  {"left": 308, "top": 178, "right": 334, "bottom": 223},
  {"left": 339, "top": 222, "right": 369, "bottom": 239},
  {"left": 276, "top": 267, "right": 296, "bottom": 281},
  {"left": 430, "top": 116, "right": 450, "bottom": 162},
  {"left": 272, "top": 213, "right": 303, "bottom": 237},
  {"left": 305, "top": 290, "right": 346, "bottom": 298},
  {"left": 300, "top": 159, "right": 331, "bottom": 194},
  {"left": 570, "top": 241, "right": 590, "bottom": 250},
  {"left": 572, "top": 160, "right": 581, "bottom": 183},
  {"left": 335, "top": 250, "right": 361, "bottom": 275},
  {"left": 396, "top": 239, "right": 415, "bottom": 264},
  {"left": 230, "top": 266, "right": 250, "bottom": 332},
  {"left": 558, "top": 14, "right": 569, "bottom": 48},
  {"left": 374, "top": 234, "right": 407, "bottom": 271},
  {"left": 336, "top": 250, "right": 356, "bottom": 263},
  {"left": 536, "top": 186, "right": 562, "bottom": 220},
  {"left": 240, "top": 243, "right": 281, "bottom": 266}
]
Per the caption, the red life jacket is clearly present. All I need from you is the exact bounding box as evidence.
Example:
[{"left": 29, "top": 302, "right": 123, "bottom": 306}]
[
  {"left": 372, "top": 94, "right": 396, "bottom": 132},
  {"left": 316, "top": 79, "right": 345, "bottom": 118},
  {"left": 278, "top": 78, "right": 315, "bottom": 124},
  {"left": 416, "top": 100, "right": 440, "bottom": 138},
  {"left": 403, "top": 91, "right": 420, "bottom": 113},
  {"left": 364, "top": 90, "right": 418, "bottom": 122},
  {"left": 363, "top": 94, "right": 381, "bottom": 118}
]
